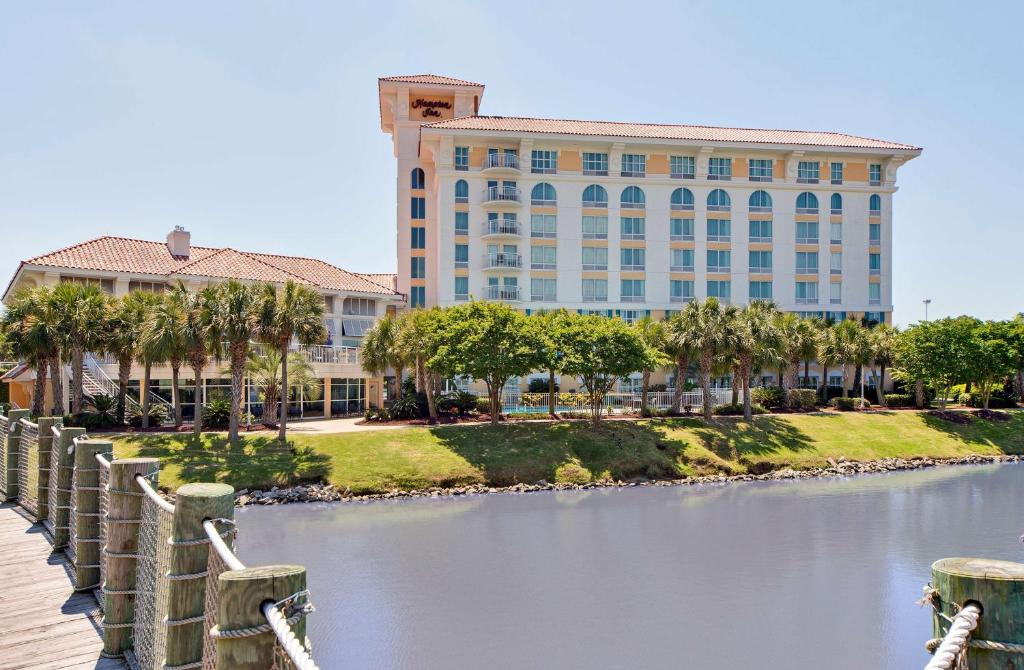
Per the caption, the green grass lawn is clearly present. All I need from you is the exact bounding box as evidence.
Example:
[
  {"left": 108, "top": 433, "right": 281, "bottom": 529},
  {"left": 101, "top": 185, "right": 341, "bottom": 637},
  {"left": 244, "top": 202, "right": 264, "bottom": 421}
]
[{"left": 107, "top": 410, "right": 1024, "bottom": 494}]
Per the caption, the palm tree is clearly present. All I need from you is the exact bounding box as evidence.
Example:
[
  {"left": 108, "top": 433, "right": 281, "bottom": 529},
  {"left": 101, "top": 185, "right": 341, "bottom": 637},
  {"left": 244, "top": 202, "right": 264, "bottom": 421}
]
[
  {"left": 207, "top": 281, "right": 261, "bottom": 442},
  {"left": 633, "top": 316, "right": 669, "bottom": 416},
  {"left": 397, "top": 308, "right": 442, "bottom": 422},
  {"left": 104, "top": 292, "right": 150, "bottom": 424},
  {"left": 245, "top": 349, "right": 319, "bottom": 425},
  {"left": 870, "top": 324, "right": 898, "bottom": 406},
  {"left": 142, "top": 292, "right": 188, "bottom": 427},
  {"left": 733, "top": 302, "right": 782, "bottom": 420},
  {"left": 2, "top": 287, "right": 56, "bottom": 415},
  {"left": 176, "top": 284, "right": 213, "bottom": 438},
  {"left": 673, "top": 298, "right": 738, "bottom": 420},
  {"left": 776, "top": 313, "right": 817, "bottom": 391},
  {"left": 133, "top": 292, "right": 166, "bottom": 428},
  {"left": 257, "top": 281, "right": 326, "bottom": 442},
  {"left": 49, "top": 282, "right": 108, "bottom": 416},
  {"left": 819, "top": 319, "right": 865, "bottom": 399},
  {"left": 361, "top": 313, "right": 407, "bottom": 402},
  {"left": 665, "top": 313, "right": 697, "bottom": 413}
]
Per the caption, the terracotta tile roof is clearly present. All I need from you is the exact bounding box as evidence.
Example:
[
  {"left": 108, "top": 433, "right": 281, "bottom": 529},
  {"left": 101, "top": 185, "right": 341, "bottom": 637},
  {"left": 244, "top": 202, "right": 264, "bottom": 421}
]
[
  {"left": 423, "top": 115, "right": 920, "bottom": 151},
  {"left": 19, "top": 236, "right": 401, "bottom": 296},
  {"left": 356, "top": 272, "right": 398, "bottom": 292},
  {"left": 379, "top": 74, "right": 484, "bottom": 88}
]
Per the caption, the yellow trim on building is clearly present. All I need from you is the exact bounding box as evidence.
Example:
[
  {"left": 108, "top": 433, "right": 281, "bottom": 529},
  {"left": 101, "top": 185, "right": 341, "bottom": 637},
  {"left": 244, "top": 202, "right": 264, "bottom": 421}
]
[
  {"left": 530, "top": 206, "right": 557, "bottom": 215},
  {"left": 559, "top": 150, "right": 581, "bottom": 172},
  {"left": 619, "top": 239, "right": 646, "bottom": 249},
  {"left": 581, "top": 271, "right": 608, "bottom": 280},
  {"left": 707, "top": 241, "right": 732, "bottom": 251},
  {"left": 620, "top": 271, "right": 646, "bottom": 281},
  {"left": 647, "top": 154, "right": 669, "bottom": 176},
  {"left": 845, "top": 162, "right": 868, "bottom": 181},
  {"left": 749, "top": 242, "right": 773, "bottom": 252}
]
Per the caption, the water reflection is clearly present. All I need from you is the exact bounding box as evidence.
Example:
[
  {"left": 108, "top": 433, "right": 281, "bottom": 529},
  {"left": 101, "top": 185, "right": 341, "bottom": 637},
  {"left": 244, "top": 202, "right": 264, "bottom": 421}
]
[{"left": 236, "top": 463, "right": 1024, "bottom": 669}]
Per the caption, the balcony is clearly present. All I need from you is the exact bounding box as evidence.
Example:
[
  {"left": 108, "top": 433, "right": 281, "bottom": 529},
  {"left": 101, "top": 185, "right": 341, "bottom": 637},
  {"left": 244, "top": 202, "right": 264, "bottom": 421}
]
[
  {"left": 482, "top": 153, "right": 520, "bottom": 174},
  {"left": 482, "top": 218, "right": 522, "bottom": 238},
  {"left": 486, "top": 285, "right": 521, "bottom": 301},
  {"left": 482, "top": 252, "right": 523, "bottom": 270},
  {"left": 482, "top": 185, "right": 522, "bottom": 206}
]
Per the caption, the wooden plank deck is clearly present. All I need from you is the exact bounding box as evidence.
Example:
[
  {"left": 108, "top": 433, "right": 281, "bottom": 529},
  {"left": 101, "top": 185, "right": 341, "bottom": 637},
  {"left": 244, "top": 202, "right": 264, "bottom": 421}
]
[{"left": 0, "top": 503, "right": 126, "bottom": 670}]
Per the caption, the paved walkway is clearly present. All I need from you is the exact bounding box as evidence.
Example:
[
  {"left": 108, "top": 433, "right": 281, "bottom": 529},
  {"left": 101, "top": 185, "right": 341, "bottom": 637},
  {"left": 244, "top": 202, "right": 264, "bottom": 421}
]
[
  {"left": 285, "top": 416, "right": 411, "bottom": 434},
  {"left": 0, "top": 503, "right": 125, "bottom": 670}
]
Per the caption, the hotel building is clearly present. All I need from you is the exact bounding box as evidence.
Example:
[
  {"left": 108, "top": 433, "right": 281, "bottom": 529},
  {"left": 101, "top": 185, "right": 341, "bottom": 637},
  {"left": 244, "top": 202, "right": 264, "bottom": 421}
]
[{"left": 379, "top": 74, "right": 921, "bottom": 388}]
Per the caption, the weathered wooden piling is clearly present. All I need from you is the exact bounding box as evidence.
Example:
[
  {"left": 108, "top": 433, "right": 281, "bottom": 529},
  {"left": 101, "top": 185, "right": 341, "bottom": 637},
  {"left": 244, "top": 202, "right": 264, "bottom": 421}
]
[
  {"left": 51, "top": 425, "right": 84, "bottom": 548},
  {"left": 216, "top": 565, "right": 308, "bottom": 669},
  {"left": 33, "top": 416, "right": 60, "bottom": 523},
  {"left": 73, "top": 438, "right": 112, "bottom": 591},
  {"left": 1, "top": 409, "right": 30, "bottom": 500}
]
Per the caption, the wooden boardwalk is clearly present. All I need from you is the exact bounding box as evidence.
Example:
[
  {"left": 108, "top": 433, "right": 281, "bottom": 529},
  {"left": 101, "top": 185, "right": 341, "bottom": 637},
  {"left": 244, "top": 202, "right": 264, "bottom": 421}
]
[{"left": 0, "top": 503, "right": 126, "bottom": 670}]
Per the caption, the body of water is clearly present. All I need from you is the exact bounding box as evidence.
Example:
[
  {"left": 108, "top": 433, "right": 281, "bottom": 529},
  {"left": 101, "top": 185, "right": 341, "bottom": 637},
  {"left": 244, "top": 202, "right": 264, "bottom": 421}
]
[{"left": 236, "top": 463, "right": 1024, "bottom": 669}]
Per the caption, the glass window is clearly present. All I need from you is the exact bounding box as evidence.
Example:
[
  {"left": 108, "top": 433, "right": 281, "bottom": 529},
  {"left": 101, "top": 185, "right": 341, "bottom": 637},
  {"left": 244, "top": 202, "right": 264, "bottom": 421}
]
[
  {"left": 670, "top": 155, "right": 695, "bottom": 179},
  {"left": 621, "top": 247, "right": 645, "bottom": 271},
  {"left": 454, "top": 179, "right": 468, "bottom": 203},
  {"left": 582, "top": 184, "right": 608, "bottom": 207},
  {"left": 127, "top": 280, "right": 166, "bottom": 294},
  {"left": 749, "top": 250, "right": 772, "bottom": 272},
  {"left": 455, "top": 147, "right": 469, "bottom": 171},
  {"left": 795, "top": 281, "right": 818, "bottom": 303},
  {"left": 411, "top": 226, "right": 425, "bottom": 249},
  {"left": 410, "top": 257, "right": 425, "bottom": 279},
  {"left": 830, "top": 251, "right": 842, "bottom": 274},
  {"left": 410, "top": 286, "right": 425, "bottom": 308},
  {"left": 670, "top": 187, "right": 694, "bottom": 210},
  {"left": 869, "top": 253, "right": 881, "bottom": 274},
  {"left": 869, "top": 163, "right": 882, "bottom": 185},
  {"left": 621, "top": 186, "right": 646, "bottom": 208},
  {"left": 830, "top": 162, "right": 843, "bottom": 184},
  {"left": 707, "top": 249, "right": 731, "bottom": 272},
  {"left": 869, "top": 223, "right": 881, "bottom": 244},
  {"left": 708, "top": 157, "right": 732, "bottom": 180},
  {"left": 411, "top": 168, "right": 425, "bottom": 189},
  {"left": 798, "top": 161, "right": 820, "bottom": 183},
  {"left": 670, "top": 248, "right": 694, "bottom": 271},
  {"left": 582, "top": 246, "right": 608, "bottom": 270},
  {"left": 707, "top": 218, "right": 731, "bottom": 242},
  {"left": 582, "top": 152, "right": 608, "bottom": 175},
  {"left": 454, "top": 276, "right": 469, "bottom": 300},
  {"left": 749, "top": 281, "right": 773, "bottom": 300},
  {"left": 621, "top": 154, "right": 646, "bottom": 177},
  {"left": 671, "top": 217, "right": 695, "bottom": 240},
  {"left": 531, "top": 214, "right": 556, "bottom": 238},
  {"left": 707, "top": 188, "right": 731, "bottom": 211},
  {"left": 621, "top": 279, "right": 645, "bottom": 302},
  {"left": 531, "top": 245, "right": 557, "bottom": 270},
  {"left": 830, "top": 193, "right": 842, "bottom": 213},
  {"left": 454, "top": 211, "right": 469, "bottom": 235},
  {"left": 411, "top": 196, "right": 426, "bottom": 219},
  {"left": 869, "top": 282, "right": 881, "bottom": 303},
  {"left": 531, "top": 150, "right": 558, "bottom": 174},
  {"left": 749, "top": 219, "right": 772, "bottom": 242},
  {"left": 582, "top": 278, "right": 608, "bottom": 302},
  {"left": 869, "top": 194, "right": 882, "bottom": 214},
  {"left": 707, "top": 280, "right": 731, "bottom": 300},
  {"left": 864, "top": 310, "right": 884, "bottom": 324},
  {"left": 582, "top": 215, "right": 608, "bottom": 239},
  {"left": 749, "top": 190, "right": 772, "bottom": 212},
  {"left": 343, "top": 298, "right": 376, "bottom": 316},
  {"left": 796, "top": 251, "right": 819, "bottom": 274},
  {"left": 531, "top": 182, "right": 556, "bottom": 205},
  {"left": 796, "top": 221, "right": 819, "bottom": 244},
  {"left": 830, "top": 281, "right": 841, "bottom": 303},
  {"left": 830, "top": 221, "right": 842, "bottom": 244},
  {"left": 796, "top": 192, "right": 819, "bottom": 213},
  {"left": 330, "top": 378, "right": 366, "bottom": 415},
  {"left": 670, "top": 279, "right": 694, "bottom": 302},
  {"left": 748, "top": 159, "right": 773, "bottom": 181},
  {"left": 454, "top": 244, "right": 469, "bottom": 268},
  {"left": 531, "top": 278, "right": 557, "bottom": 302},
  {"left": 621, "top": 216, "right": 645, "bottom": 240}
]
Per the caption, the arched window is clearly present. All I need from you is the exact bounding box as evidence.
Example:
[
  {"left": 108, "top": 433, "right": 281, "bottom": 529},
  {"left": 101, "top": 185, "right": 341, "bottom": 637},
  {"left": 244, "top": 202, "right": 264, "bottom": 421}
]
[
  {"left": 707, "top": 188, "right": 731, "bottom": 211},
  {"left": 455, "top": 179, "right": 469, "bottom": 203},
  {"left": 582, "top": 184, "right": 608, "bottom": 207},
  {"left": 869, "top": 194, "right": 881, "bottom": 214},
  {"left": 830, "top": 193, "right": 842, "bottom": 214},
  {"left": 748, "top": 190, "right": 772, "bottom": 212},
  {"left": 531, "top": 183, "right": 556, "bottom": 206},
  {"left": 411, "top": 168, "right": 425, "bottom": 189},
  {"left": 621, "top": 186, "right": 646, "bottom": 209},
  {"left": 670, "top": 187, "right": 694, "bottom": 211},
  {"left": 796, "top": 192, "right": 819, "bottom": 213}
]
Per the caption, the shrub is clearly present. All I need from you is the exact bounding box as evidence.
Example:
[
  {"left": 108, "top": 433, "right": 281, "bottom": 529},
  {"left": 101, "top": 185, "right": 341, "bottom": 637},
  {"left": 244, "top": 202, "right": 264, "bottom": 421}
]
[
  {"left": 961, "top": 392, "right": 1016, "bottom": 409},
  {"left": 436, "top": 391, "right": 478, "bottom": 416},
  {"left": 751, "top": 386, "right": 786, "bottom": 409},
  {"left": 830, "top": 397, "right": 870, "bottom": 411},
  {"left": 786, "top": 389, "right": 817, "bottom": 411},
  {"left": 84, "top": 393, "right": 118, "bottom": 426},
  {"left": 527, "top": 378, "right": 558, "bottom": 393},
  {"left": 201, "top": 399, "right": 231, "bottom": 428},
  {"left": 390, "top": 392, "right": 426, "bottom": 420},
  {"left": 129, "top": 403, "right": 170, "bottom": 428},
  {"left": 554, "top": 461, "right": 593, "bottom": 485},
  {"left": 475, "top": 397, "right": 494, "bottom": 415},
  {"left": 648, "top": 383, "right": 668, "bottom": 393},
  {"left": 363, "top": 405, "right": 392, "bottom": 422},
  {"left": 713, "top": 403, "right": 767, "bottom": 416},
  {"left": 883, "top": 393, "right": 913, "bottom": 408}
]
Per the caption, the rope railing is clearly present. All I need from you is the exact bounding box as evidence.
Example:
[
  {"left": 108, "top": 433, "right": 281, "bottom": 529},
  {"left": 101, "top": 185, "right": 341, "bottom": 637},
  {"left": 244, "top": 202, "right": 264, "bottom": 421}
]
[
  {"left": 0, "top": 414, "right": 10, "bottom": 499},
  {"left": 130, "top": 471, "right": 175, "bottom": 670},
  {"left": 924, "top": 601, "right": 981, "bottom": 670},
  {"left": 17, "top": 418, "right": 40, "bottom": 516},
  {"left": 67, "top": 434, "right": 93, "bottom": 567}
]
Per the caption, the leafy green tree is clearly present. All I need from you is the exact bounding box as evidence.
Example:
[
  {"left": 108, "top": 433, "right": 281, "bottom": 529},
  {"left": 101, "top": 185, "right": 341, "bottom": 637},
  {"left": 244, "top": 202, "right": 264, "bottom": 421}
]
[
  {"left": 965, "top": 321, "right": 1019, "bottom": 409},
  {"left": 558, "top": 313, "right": 653, "bottom": 425},
  {"left": 632, "top": 316, "right": 670, "bottom": 416},
  {"left": 49, "top": 282, "right": 109, "bottom": 416},
  {"left": 531, "top": 309, "right": 573, "bottom": 416},
  {"left": 733, "top": 302, "right": 782, "bottom": 420},
  {"left": 207, "top": 280, "right": 261, "bottom": 441},
  {"left": 361, "top": 312, "right": 408, "bottom": 401},
  {"left": 893, "top": 317, "right": 979, "bottom": 409},
  {"left": 430, "top": 301, "right": 539, "bottom": 424},
  {"left": 673, "top": 298, "right": 738, "bottom": 420},
  {"left": 104, "top": 292, "right": 150, "bottom": 424},
  {"left": 257, "top": 281, "right": 326, "bottom": 441}
]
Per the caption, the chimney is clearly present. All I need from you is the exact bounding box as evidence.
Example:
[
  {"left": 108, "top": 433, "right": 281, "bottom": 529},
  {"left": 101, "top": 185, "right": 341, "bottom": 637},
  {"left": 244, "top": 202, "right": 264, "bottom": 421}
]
[{"left": 167, "top": 226, "right": 191, "bottom": 258}]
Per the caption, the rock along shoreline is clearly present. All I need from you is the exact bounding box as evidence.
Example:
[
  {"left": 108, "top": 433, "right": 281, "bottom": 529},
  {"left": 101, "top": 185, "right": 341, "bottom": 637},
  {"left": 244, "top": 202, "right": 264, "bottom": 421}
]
[{"left": 209, "top": 454, "right": 1022, "bottom": 508}]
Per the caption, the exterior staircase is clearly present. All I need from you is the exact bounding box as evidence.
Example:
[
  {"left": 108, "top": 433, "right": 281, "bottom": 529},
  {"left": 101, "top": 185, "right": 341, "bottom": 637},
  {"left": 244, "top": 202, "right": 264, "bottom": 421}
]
[{"left": 72, "top": 354, "right": 173, "bottom": 416}]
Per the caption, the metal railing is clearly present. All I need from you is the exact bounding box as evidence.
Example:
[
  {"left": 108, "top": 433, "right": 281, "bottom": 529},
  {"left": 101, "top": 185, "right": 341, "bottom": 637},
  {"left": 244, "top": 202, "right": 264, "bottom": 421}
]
[
  {"left": 500, "top": 389, "right": 738, "bottom": 414},
  {"left": 485, "top": 285, "right": 521, "bottom": 301},
  {"left": 483, "top": 185, "right": 521, "bottom": 203},
  {"left": 483, "top": 252, "right": 523, "bottom": 269},
  {"left": 483, "top": 218, "right": 522, "bottom": 236},
  {"left": 483, "top": 153, "right": 519, "bottom": 171}
]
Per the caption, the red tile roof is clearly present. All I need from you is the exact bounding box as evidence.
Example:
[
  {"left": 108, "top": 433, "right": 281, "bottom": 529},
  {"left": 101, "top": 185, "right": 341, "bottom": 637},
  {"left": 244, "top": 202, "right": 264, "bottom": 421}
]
[
  {"left": 19, "top": 236, "right": 400, "bottom": 296},
  {"left": 423, "top": 115, "right": 920, "bottom": 151},
  {"left": 379, "top": 74, "right": 484, "bottom": 88}
]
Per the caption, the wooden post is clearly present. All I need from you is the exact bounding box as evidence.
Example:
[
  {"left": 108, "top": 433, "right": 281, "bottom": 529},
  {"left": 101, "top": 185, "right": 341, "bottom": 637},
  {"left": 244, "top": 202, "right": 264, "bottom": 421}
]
[
  {"left": 73, "top": 439, "right": 112, "bottom": 591},
  {"left": 102, "top": 457, "right": 160, "bottom": 658},
  {"left": 51, "top": 426, "right": 84, "bottom": 549},
  {"left": 931, "top": 557, "right": 1024, "bottom": 669},
  {"left": 1, "top": 409, "right": 30, "bottom": 501},
  {"left": 163, "top": 482, "right": 235, "bottom": 670},
  {"left": 216, "top": 565, "right": 308, "bottom": 670},
  {"left": 34, "top": 416, "right": 60, "bottom": 523}
]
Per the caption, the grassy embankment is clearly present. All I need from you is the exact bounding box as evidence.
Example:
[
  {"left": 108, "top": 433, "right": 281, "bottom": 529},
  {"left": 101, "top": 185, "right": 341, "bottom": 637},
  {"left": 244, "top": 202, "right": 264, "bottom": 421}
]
[{"left": 107, "top": 411, "right": 1024, "bottom": 495}]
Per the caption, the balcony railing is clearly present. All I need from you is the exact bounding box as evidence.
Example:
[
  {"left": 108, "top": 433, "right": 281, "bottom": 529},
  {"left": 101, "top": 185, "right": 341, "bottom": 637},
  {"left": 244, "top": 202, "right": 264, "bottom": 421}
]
[
  {"left": 483, "top": 153, "right": 520, "bottom": 171},
  {"left": 483, "top": 185, "right": 522, "bottom": 204},
  {"left": 486, "top": 285, "right": 521, "bottom": 301},
  {"left": 296, "top": 344, "right": 360, "bottom": 366},
  {"left": 483, "top": 219, "right": 522, "bottom": 236},
  {"left": 482, "top": 252, "right": 523, "bottom": 269}
]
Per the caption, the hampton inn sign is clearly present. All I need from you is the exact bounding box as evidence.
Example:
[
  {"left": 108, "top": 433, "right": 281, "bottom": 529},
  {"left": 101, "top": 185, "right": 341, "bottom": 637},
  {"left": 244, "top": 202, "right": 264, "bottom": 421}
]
[{"left": 410, "top": 98, "right": 452, "bottom": 118}]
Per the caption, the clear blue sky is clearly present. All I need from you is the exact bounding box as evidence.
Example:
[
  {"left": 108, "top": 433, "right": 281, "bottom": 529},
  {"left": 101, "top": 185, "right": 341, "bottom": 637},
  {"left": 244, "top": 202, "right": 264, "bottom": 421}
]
[{"left": 2, "top": 1, "right": 1020, "bottom": 325}]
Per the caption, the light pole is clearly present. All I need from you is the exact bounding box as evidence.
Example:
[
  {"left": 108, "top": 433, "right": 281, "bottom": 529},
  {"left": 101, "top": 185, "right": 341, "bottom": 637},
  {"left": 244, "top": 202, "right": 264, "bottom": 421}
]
[{"left": 923, "top": 298, "right": 932, "bottom": 322}]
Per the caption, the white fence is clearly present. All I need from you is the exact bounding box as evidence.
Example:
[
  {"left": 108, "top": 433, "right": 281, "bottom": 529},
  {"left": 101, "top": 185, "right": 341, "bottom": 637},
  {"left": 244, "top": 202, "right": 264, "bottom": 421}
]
[{"left": 500, "top": 388, "right": 739, "bottom": 414}]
